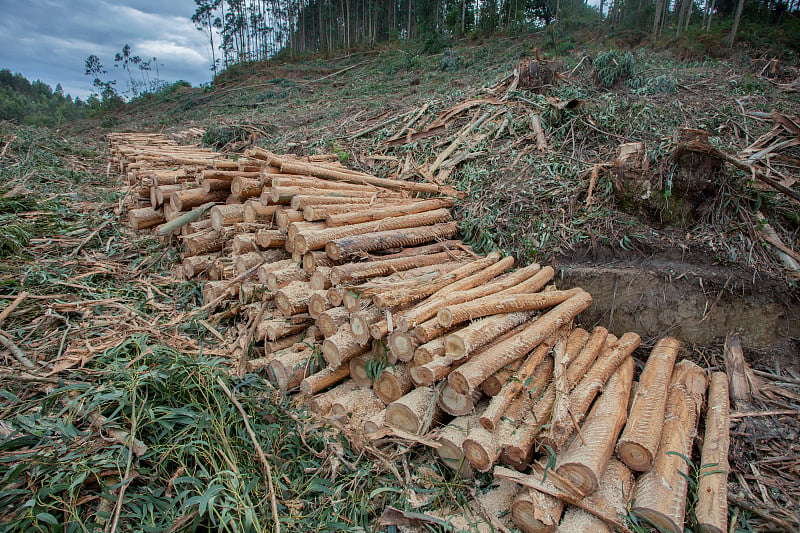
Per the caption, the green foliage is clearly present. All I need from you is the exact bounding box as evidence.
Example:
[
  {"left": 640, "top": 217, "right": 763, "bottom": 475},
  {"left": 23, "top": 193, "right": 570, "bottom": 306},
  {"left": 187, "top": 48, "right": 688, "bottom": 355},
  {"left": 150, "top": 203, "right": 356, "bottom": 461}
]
[
  {"left": 0, "top": 69, "right": 86, "bottom": 126},
  {"left": 594, "top": 50, "right": 636, "bottom": 88},
  {"left": 422, "top": 32, "right": 452, "bottom": 55}
]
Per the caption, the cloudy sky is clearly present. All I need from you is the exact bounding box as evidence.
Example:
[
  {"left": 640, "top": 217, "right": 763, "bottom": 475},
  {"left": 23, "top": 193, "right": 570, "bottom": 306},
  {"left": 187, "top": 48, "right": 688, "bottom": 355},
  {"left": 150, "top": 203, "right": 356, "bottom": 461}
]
[{"left": 0, "top": 0, "right": 214, "bottom": 100}]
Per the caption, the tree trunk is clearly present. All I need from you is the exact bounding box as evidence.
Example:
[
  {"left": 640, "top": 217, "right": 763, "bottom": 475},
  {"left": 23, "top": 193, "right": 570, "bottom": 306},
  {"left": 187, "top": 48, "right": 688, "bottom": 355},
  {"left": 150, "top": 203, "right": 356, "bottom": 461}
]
[
  {"left": 317, "top": 306, "right": 350, "bottom": 338},
  {"left": 695, "top": 371, "right": 729, "bottom": 533},
  {"left": 300, "top": 364, "right": 351, "bottom": 395},
  {"left": 322, "top": 325, "right": 370, "bottom": 367},
  {"left": 445, "top": 311, "right": 534, "bottom": 359},
  {"left": 326, "top": 222, "right": 459, "bottom": 260},
  {"left": 556, "top": 357, "right": 634, "bottom": 495},
  {"left": 616, "top": 337, "right": 681, "bottom": 471},
  {"left": 556, "top": 459, "right": 634, "bottom": 532},
  {"left": 448, "top": 292, "right": 592, "bottom": 395},
  {"left": 727, "top": 0, "right": 744, "bottom": 47},
  {"left": 630, "top": 360, "right": 708, "bottom": 533},
  {"left": 326, "top": 198, "right": 455, "bottom": 226}
]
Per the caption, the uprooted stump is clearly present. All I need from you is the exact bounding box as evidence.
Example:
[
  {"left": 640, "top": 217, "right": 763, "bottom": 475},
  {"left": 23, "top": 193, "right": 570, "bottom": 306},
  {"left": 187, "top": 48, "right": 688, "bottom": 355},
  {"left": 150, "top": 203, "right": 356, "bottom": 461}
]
[
  {"left": 611, "top": 130, "right": 721, "bottom": 226},
  {"left": 518, "top": 58, "right": 555, "bottom": 92}
]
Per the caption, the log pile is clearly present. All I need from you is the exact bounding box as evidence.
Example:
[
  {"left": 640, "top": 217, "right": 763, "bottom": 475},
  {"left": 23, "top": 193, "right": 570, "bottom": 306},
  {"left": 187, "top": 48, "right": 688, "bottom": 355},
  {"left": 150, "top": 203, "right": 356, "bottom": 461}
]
[{"left": 110, "top": 133, "right": 730, "bottom": 533}]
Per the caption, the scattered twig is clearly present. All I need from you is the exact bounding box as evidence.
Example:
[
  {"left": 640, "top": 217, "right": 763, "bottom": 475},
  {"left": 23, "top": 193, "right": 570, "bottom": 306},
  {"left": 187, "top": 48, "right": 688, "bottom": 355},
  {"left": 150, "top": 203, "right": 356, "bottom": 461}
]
[
  {"left": 728, "top": 494, "right": 798, "bottom": 531},
  {"left": 0, "top": 330, "right": 35, "bottom": 369},
  {"left": 0, "top": 291, "right": 29, "bottom": 324}
]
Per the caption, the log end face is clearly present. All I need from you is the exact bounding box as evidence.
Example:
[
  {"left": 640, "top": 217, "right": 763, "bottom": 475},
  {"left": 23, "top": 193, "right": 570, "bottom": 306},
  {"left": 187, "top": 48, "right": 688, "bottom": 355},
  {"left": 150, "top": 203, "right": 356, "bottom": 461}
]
[
  {"left": 384, "top": 404, "right": 420, "bottom": 434},
  {"left": 437, "top": 308, "right": 454, "bottom": 328},
  {"left": 555, "top": 463, "right": 598, "bottom": 496},
  {"left": 616, "top": 440, "right": 654, "bottom": 472},
  {"left": 462, "top": 438, "right": 493, "bottom": 472},
  {"left": 629, "top": 508, "right": 682, "bottom": 533}
]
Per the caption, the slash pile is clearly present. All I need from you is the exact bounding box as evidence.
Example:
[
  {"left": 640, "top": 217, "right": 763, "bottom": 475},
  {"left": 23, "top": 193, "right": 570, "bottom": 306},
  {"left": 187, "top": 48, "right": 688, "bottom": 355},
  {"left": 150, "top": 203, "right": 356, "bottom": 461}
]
[{"left": 110, "top": 132, "right": 731, "bottom": 533}]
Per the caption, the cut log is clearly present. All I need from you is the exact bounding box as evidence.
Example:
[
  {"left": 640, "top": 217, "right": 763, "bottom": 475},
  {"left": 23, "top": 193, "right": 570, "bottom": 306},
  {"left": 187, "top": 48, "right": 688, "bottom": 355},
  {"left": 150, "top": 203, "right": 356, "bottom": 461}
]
[
  {"left": 243, "top": 201, "right": 277, "bottom": 224},
  {"left": 695, "top": 371, "right": 729, "bottom": 533},
  {"left": 436, "top": 411, "right": 480, "bottom": 477},
  {"left": 291, "top": 194, "right": 380, "bottom": 210},
  {"left": 350, "top": 307, "right": 382, "bottom": 344},
  {"left": 374, "top": 365, "right": 413, "bottom": 404},
  {"left": 437, "top": 288, "right": 582, "bottom": 328},
  {"left": 257, "top": 259, "right": 294, "bottom": 284},
  {"left": 384, "top": 386, "right": 443, "bottom": 434},
  {"left": 274, "top": 282, "right": 319, "bottom": 316},
  {"left": 288, "top": 221, "right": 326, "bottom": 245},
  {"left": 182, "top": 254, "right": 216, "bottom": 278},
  {"left": 317, "top": 306, "right": 350, "bottom": 338},
  {"left": 308, "top": 292, "right": 331, "bottom": 319},
  {"left": 348, "top": 355, "right": 373, "bottom": 388},
  {"left": 201, "top": 178, "right": 231, "bottom": 193},
  {"left": 309, "top": 267, "right": 332, "bottom": 290},
  {"left": 295, "top": 208, "right": 452, "bottom": 253},
  {"left": 630, "top": 360, "right": 708, "bottom": 533},
  {"left": 616, "top": 337, "right": 681, "bottom": 472},
  {"left": 364, "top": 409, "right": 386, "bottom": 435},
  {"left": 448, "top": 292, "right": 592, "bottom": 395},
  {"left": 183, "top": 227, "right": 234, "bottom": 256},
  {"left": 239, "top": 281, "right": 267, "bottom": 304},
  {"left": 512, "top": 487, "right": 564, "bottom": 533},
  {"left": 268, "top": 346, "right": 317, "bottom": 391},
  {"left": 170, "top": 188, "right": 227, "bottom": 211},
  {"left": 300, "top": 364, "right": 350, "bottom": 395},
  {"left": 372, "top": 252, "right": 502, "bottom": 309},
  {"left": 388, "top": 330, "right": 420, "bottom": 362},
  {"left": 556, "top": 459, "right": 634, "bottom": 533},
  {"left": 303, "top": 250, "right": 338, "bottom": 274},
  {"left": 412, "top": 337, "right": 447, "bottom": 366},
  {"left": 326, "top": 222, "right": 459, "bottom": 260},
  {"left": 330, "top": 250, "right": 466, "bottom": 285},
  {"left": 556, "top": 357, "right": 634, "bottom": 495},
  {"left": 275, "top": 208, "right": 304, "bottom": 229},
  {"left": 480, "top": 334, "right": 561, "bottom": 431},
  {"left": 307, "top": 381, "right": 356, "bottom": 414},
  {"left": 231, "top": 177, "right": 262, "bottom": 199},
  {"left": 398, "top": 262, "right": 548, "bottom": 331},
  {"left": 255, "top": 229, "right": 287, "bottom": 248},
  {"left": 128, "top": 207, "right": 165, "bottom": 230},
  {"left": 439, "top": 382, "right": 482, "bottom": 416},
  {"left": 322, "top": 326, "right": 369, "bottom": 367},
  {"left": 231, "top": 233, "right": 258, "bottom": 255},
  {"left": 546, "top": 332, "right": 641, "bottom": 450},
  {"left": 256, "top": 318, "right": 310, "bottom": 342},
  {"left": 445, "top": 311, "right": 534, "bottom": 360},
  {"left": 265, "top": 266, "right": 308, "bottom": 292},
  {"left": 326, "top": 198, "right": 456, "bottom": 226},
  {"left": 330, "top": 388, "right": 383, "bottom": 418},
  {"left": 280, "top": 159, "right": 439, "bottom": 193}
]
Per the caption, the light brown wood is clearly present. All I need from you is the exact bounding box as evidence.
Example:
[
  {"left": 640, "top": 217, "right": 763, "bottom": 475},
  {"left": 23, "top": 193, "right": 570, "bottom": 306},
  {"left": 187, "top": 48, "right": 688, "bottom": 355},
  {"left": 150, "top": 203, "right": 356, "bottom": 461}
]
[
  {"left": 547, "top": 332, "right": 641, "bottom": 450},
  {"left": 243, "top": 201, "right": 277, "bottom": 224},
  {"left": 437, "top": 288, "right": 582, "bottom": 328},
  {"left": 556, "top": 459, "right": 634, "bottom": 533},
  {"left": 307, "top": 381, "right": 356, "bottom": 414},
  {"left": 617, "top": 337, "right": 681, "bottom": 472},
  {"left": 374, "top": 364, "right": 413, "bottom": 404},
  {"left": 388, "top": 330, "right": 420, "bottom": 362},
  {"left": 696, "top": 371, "right": 729, "bottom": 533},
  {"left": 445, "top": 311, "right": 534, "bottom": 360},
  {"left": 317, "top": 306, "right": 349, "bottom": 338},
  {"left": 128, "top": 207, "right": 165, "bottom": 230},
  {"left": 170, "top": 188, "right": 227, "bottom": 211},
  {"left": 384, "top": 386, "right": 442, "bottom": 434},
  {"left": 439, "top": 382, "right": 482, "bottom": 416},
  {"left": 300, "top": 364, "right": 350, "bottom": 395},
  {"left": 436, "top": 412, "right": 479, "bottom": 477},
  {"left": 448, "top": 292, "right": 592, "bottom": 395},
  {"left": 512, "top": 487, "right": 564, "bottom": 533},
  {"left": 350, "top": 307, "right": 382, "bottom": 344},
  {"left": 330, "top": 250, "right": 466, "bottom": 285},
  {"left": 274, "top": 282, "right": 320, "bottom": 316},
  {"left": 322, "top": 326, "right": 369, "bottom": 367},
  {"left": 348, "top": 355, "right": 373, "bottom": 388},
  {"left": 268, "top": 346, "right": 316, "bottom": 391},
  {"left": 631, "top": 360, "right": 708, "bottom": 533},
  {"left": 326, "top": 222, "right": 459, "bottom": 260},
  {"left": 556, "top": 356, "right": 634, "bottom": 495},
  {"left": 265, "top": 266, "right": 308, "bottom": 293},
  {"left": 231, "top": 176, "right": 262, "bottom": 199},
  {"left": 280, "top": 159, "right": 439, "bottom": 193},
  {"left": 326, "top": 198, "right": 456, "bottom": 226},
  {"left": 231, "top": 233, "right": 258, "bottom": 255},
  {"left": 182, "top": 254, "right": 216, "bottom": 278}
]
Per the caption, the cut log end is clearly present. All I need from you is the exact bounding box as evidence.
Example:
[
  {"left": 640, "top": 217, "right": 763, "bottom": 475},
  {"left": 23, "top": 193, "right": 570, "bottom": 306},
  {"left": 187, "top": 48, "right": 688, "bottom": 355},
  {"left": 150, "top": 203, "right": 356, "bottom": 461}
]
[
  {"left": 615, "top": 441, "right": 653, "bottom": 473},
  {"left": 630, "top": 509, "right": 680, "bottom": 533}
]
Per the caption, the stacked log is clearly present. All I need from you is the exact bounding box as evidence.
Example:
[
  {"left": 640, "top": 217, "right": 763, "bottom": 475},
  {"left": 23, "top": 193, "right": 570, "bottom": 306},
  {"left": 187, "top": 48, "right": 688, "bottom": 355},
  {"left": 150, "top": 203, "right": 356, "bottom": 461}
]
[{"left": 110, "top": 134, "right": 729, "bottom": 531}]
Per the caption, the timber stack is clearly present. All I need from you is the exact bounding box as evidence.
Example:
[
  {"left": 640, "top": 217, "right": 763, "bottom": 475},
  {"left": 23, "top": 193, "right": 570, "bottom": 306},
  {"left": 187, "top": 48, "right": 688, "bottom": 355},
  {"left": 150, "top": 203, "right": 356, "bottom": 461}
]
[{"left": 110, "top": 132, "right": 731, "bottom": 533}]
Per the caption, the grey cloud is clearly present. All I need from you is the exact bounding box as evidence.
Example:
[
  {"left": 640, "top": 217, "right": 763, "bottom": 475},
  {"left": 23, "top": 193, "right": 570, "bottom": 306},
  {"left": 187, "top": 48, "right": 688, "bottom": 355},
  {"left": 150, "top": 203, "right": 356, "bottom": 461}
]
[{"left": 0, "top": 0, "right": 214, "bottom": 99}]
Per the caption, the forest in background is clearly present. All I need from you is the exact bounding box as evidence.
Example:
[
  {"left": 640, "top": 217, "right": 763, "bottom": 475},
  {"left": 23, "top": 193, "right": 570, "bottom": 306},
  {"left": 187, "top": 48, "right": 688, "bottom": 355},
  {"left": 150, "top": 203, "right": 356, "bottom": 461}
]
[{"left": 192, "top": 0, "right": 800, "bottom": 70}]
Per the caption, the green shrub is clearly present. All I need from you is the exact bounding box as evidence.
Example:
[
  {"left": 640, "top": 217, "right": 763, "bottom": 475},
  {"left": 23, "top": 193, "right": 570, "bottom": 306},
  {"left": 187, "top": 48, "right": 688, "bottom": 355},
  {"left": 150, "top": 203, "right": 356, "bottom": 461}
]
[{"left": 594, "top": 50, "right": 635, "bottom": 88}]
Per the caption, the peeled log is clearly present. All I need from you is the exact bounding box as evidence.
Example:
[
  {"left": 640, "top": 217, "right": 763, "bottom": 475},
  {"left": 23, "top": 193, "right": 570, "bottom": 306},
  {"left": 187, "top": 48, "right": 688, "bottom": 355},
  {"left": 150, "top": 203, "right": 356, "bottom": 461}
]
[
  {"left": 231, "top": 234, "right": 257, "bottom": 255},
  {"left": 445, "top": 312, "right": 534, "bottom": 360},
  {"left": 556, "top": 356, "right": 634, "bottom": 495},
  {"left": 182, "top": 254, "right": 216, "bottom": 278},
  {"left": 412, "top": 337, "right": 447, "bottom": 366},
  {"left": 322, "top": 326, "right": 369, "bottom": 367},
  {"left": 326, "top": 197, "right": 455, "bottom": 226},
  {"left": 280, "top": 159, "right": 439, "bottom": 193},
  {"left": 512, "top": 488, "right": 564, "bottom": 533},
  {"left": 437, "top": 288, "right": 582, "bottom": 328},
  {"left": 244, "top": 201, "right": 277, "bottom": 224},
  {"left": 695, "top": 371, "right": 729, "bottom": 533},
  {"left": 129, "top": 207, "right": 165, "bottom": 230},
  {"left": 275, "top": 208, "right": 304, "bottom": 229},
  {"left": 480, "top": 334, "right": 561, "bottom": 431},
  {"left": 348, "top": 355, "right": 372, "bottom": 388},
  {"left": 231, "top": 177, "right": 262, "bottom": 199},
  {"left": 274, "top": 282, "right": 319, "bottom": 316},
  {"left": 388, "top": 330, "right": 420, "bottom": 362},
  {"left": 296, "top": 208, "right": 451, "bottom": 253},
  {"left": 631, "top": 360, "right": 707, "bottom": 533},
  {"left": 308, "top": 381, "right": 356, "bottom": 414},
  {"left": 317, "top": 307, "right": 350, "bottom": 338},
  {"left": 268, "top": 346, "right": 317, "bottom": 391},
  {"left": 385, "top": 386, "right": 443, "bottom": 434},
  {"left": 439, "top": 382, "right": 482, "bottom": 416},
  {"left": 556, "top": 459, "right": 635, "bottom": 533},
  {"left": 448, "top": 292, "right": 592, "bottom": 395},
  {"left": 330, "top": 388, "right": 383, "bottom": 418},
  {"left": 300, "top": 364, "right": 350, "bottom": 396},
  {"left": 308, "top": 292, "right": 331, "bottom": 319},
  {"left": 398, "top": 262, "right": 547, "bottom": 332},
  {"left": 374, "top": 365, "right": 413, "bottom": 404},
  {"left": 255, "top": 229, "right": 287, "bottom": 248},
  {"left": 265, "top": 266, "right": 308, "bottom": 292},
  {"left": 210, "top": 204, "right": 245, "bottom": 231},
  {"left": 330, "top": 250, "right": 465, "bottom": 285},
  {"left": 170, "top": 188, "right": 227, "bottom": 211},
  {"left": 617, "top": 337, "right": 681, "bottom": 472},
  {"left": 436, "top": 412, "right": 480, "bottom": 477},
  {"left": 326, "top": 222, "right": 459, "bottom": 261},
  {"left": 547, "top": 332, "right": 641, "bottom": 450},
  {"left": 256, "top": 319, "right": 309, "bottom": 342},
  {"left": 350, "top": 307, "right": 382, "bottom": 344}
]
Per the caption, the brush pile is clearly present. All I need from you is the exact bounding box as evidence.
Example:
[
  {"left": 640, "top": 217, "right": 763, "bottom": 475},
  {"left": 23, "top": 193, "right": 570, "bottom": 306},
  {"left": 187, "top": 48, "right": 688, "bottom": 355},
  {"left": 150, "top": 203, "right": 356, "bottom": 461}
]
[{"left": 111, "top": 132, "right": 731, "bottom": 533}]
